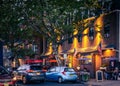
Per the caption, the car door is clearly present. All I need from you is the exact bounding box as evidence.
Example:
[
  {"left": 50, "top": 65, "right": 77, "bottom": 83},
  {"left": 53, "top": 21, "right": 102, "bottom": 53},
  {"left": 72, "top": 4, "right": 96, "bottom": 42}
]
[{"left": 46, "top": 67, "right": 57, "bottom": 80}]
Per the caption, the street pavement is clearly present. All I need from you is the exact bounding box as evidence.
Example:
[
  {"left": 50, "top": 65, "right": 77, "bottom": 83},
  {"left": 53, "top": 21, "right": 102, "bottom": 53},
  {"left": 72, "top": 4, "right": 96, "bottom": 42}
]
[
  {"left": 15, "top": 79, "right": 120, "bottom": 86},
  {"left": 85, "top": 79, "right": 120, "bottom": 86}
]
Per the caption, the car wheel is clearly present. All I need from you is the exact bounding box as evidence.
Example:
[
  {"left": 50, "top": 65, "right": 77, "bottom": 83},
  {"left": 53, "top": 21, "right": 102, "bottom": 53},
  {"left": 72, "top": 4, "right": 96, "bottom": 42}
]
[
  {"left": 58, "top": 77, "right": 63, "bottom": 83},
  {"left": 72, "top": 80, "right": 77, "bottom": 83},
  {"left": 22, "top": 76, "right": 28, "bottom": 84},
  {"left": 40, "top": 79, "right": 45, "bottom": 83}
]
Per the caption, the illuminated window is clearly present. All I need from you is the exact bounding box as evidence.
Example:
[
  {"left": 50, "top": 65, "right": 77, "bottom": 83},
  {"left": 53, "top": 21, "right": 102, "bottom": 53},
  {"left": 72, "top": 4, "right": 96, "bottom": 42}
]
[
  {"left": 89, "top": 27, "right": 94, "bottom": 40},
  {"left": 68, "top": 34, "right": 73, "bottom": 44},
  {"left": 104, "top": 24, "right": 110, "bottom": 38},
  {"left": 68, "top": 37, "right": 73, "bottom": 44},
  {"left": 78, "top": 34, "right": 82, "bottom": 42}
]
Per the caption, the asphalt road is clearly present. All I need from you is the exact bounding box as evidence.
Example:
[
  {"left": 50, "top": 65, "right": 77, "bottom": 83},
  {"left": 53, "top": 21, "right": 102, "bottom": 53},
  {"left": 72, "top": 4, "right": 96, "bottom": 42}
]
[{"left": 15, "top": 81, "right": 99, "bottom": 86}]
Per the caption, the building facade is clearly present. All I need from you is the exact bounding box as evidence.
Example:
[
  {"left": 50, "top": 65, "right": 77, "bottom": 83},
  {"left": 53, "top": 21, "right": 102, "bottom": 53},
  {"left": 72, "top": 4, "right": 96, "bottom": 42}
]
[
  {"left": 42, "top": 10, "right": 120, "bottom": 78},
  {"left": 62, "top": 10, "right": 120, "bottom": 78}
]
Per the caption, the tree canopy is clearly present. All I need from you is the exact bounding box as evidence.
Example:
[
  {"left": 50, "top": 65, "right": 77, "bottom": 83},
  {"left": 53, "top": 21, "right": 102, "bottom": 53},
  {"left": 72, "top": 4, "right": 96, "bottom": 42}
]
[{"left": 0, "top": 0, "right": 112, "bottom": 53}]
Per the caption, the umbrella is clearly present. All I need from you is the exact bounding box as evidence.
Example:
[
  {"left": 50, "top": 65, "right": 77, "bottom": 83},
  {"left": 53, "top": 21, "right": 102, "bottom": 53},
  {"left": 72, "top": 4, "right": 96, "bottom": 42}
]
[
  {"left": 49, "top": 60, "right": 57, "bottom": 62},
  {"left": 103, "top": 57, "right": 118, "bottom": 60},
  {"left": 78, "top": 58, "right": 90, "bottom": 60},
  {"left": 25, "top": 59, "right": 43, "bottom": 64}
]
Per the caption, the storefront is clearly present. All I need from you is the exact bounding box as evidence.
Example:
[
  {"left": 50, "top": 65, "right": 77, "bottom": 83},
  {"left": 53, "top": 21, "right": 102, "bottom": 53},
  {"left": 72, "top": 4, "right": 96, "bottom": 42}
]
[
  {"left": 63, "top": 46, "right": 118, "bottom": 78},
  {"left": 101, "top": 47, "right": 118, "bottom": 70}
]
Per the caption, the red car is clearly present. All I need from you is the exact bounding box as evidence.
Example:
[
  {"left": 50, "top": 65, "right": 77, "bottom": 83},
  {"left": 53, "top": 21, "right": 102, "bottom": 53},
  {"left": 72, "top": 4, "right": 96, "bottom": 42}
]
[{"left": 0, "top": 66, "right": 16, "bottom": 86}]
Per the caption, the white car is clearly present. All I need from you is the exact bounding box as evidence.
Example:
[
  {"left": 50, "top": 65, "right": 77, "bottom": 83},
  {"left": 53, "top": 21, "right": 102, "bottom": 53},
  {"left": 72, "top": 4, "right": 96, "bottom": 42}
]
[{"left": 45, "top": 66, "right": 78, "bottom": 83}]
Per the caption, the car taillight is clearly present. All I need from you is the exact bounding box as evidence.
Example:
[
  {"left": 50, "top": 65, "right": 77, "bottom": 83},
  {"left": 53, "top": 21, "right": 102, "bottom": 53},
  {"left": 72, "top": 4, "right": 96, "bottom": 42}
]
[
  {"left": 27, "top": 70, "right": 34, "bottom": 72},
  {"left": 42, "top": 69, "right": 47, "bottom": 73},
  {"left": 62, "top": 71, "right": 66, "bottom": 75}
]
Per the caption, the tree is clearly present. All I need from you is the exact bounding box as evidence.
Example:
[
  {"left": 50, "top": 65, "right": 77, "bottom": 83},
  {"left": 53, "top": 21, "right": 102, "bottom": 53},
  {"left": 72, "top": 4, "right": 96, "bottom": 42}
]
[
  {"left": 0, "top": 0, "right": 112, "bottom": 65},
  {"left": 0, "top": 0, "right": 36, "bottom": 59}
]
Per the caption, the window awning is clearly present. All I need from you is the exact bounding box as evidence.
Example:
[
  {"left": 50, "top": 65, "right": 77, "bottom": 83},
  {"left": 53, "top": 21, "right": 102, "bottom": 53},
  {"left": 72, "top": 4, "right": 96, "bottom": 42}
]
[
  {"left": 78, "top": 47, "right": 97, "bottom": 53},
  {"left": 59, "top": 44, "right": 117, "bottom": 54},
  {"left": 25, "top": 59, "right": 43, "bottom": 64},
  {"left": 103, "top": 57, "right": 118, "bottom": 60},
  {"left": 49, "top": 60, "right": 57, "bottom": 62},
  {"left": 78, "top": 58, "right": 91, "bottom": 60},
  {"left": 60, "top": 47, "right": 97, "bottom": 54}
]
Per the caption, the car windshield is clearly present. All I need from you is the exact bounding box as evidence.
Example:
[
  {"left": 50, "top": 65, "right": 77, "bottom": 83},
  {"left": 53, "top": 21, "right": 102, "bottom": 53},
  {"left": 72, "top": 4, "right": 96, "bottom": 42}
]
[
  {"left": 30, "top": 65, "right": 42, "bottom": 70},
  {"left": 64, "top": 68, "right": 74, "bottom": 72}
]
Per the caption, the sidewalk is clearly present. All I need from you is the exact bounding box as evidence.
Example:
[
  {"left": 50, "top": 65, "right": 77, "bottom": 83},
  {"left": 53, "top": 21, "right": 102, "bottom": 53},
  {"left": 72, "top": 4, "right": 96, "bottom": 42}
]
[{"left": 85, "top": 79, "right": 120, "bottom": 86}]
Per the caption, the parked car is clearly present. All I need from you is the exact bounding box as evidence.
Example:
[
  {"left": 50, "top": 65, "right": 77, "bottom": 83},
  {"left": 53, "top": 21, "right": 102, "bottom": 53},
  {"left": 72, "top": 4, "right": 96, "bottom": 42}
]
[
  {"left": 13, "top": 64, "right": 45, "bottom": 84},
  {"left": 45, "top": 66, "right": 78, "bottom": 83},
  {"left": 0, "top": 65, "right": 16, "bottom": 86}
]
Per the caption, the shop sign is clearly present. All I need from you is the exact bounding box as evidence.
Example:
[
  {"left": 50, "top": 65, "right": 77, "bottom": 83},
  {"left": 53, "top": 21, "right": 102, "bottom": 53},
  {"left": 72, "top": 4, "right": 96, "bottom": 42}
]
[{"left": 96, "top": 70, "right": 103, "bottom": 82}]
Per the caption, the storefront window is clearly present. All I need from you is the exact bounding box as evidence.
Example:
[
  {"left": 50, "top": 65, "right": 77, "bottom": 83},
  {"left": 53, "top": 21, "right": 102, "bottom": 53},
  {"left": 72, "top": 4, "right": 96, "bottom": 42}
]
[{"left": 79, "top": 56, "right": 92, "bottom": 65}]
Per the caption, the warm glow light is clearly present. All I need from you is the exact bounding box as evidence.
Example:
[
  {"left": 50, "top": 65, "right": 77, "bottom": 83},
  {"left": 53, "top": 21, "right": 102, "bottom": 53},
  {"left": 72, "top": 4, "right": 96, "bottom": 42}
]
[
  {"left": 72, "top": 37, "right": 79, "bottom": 49},
  {"left": 68, "top": 55, "right": 72, "bottom": 68},
  {"left": 103, "top": 49, "right": 116, "bottom": 57},
  {"left": 94, "top": 14, "right": 104, "bottom": 31},
  {"left": 82, "top": 35, "right": 90, "bottom": 48},
  {"left": 73, "top": 29, "right": 78, "bottom": 35},
  {"left": 49, "top": 45, "right": 53, "bottom": 53},
  {"left": 95, "top": 54, "right": 102, "bottom": 71},
  {"left": 70, "top": 29, "right": 79, "bottom": 50},
  {"left": 18, "top": 59, "right": 24, "bottom": 66},
  {"left": 54, "top": 28, "right": 60, "bottom": 34},
  {"left": 57, "top": 36, "right": 61, "bottom": 41},
  {"left": 50, "top": 43, "right": 52, "bottom": 46},
  {"left": 58, "top": 45, "right": 62, "bottom": 54},
  {"left": 93, "top": 32, "right": 103, "bottom": 46},
  {"left": 46, "top": 43, "right": 53, "bottom": 55},
  {"left": 84, "top": 16, "right": 95, "bottom": 21},
  {"left": 82, "top": 28, "right": 89, "bottom": 35}
]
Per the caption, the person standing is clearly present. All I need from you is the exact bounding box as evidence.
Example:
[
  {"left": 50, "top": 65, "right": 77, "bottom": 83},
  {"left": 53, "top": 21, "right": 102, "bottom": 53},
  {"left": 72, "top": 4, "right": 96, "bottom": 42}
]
[{"left": 112, "top": 67, "right": 119, "bottom": 80}]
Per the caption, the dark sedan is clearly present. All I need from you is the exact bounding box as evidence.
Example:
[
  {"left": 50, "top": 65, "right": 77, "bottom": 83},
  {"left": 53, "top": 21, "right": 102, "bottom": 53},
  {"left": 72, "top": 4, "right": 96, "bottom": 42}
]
[
  {"left": 13, "top": 64, "right": 45, "bottom": 84},
  {"left": 0, "top": 65, "right": 16, "bottom": 86}
]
